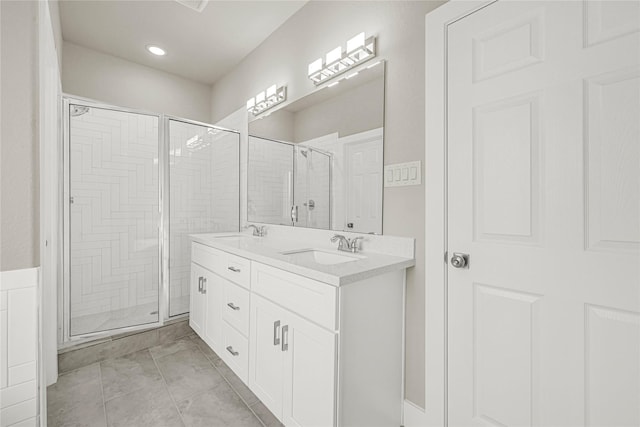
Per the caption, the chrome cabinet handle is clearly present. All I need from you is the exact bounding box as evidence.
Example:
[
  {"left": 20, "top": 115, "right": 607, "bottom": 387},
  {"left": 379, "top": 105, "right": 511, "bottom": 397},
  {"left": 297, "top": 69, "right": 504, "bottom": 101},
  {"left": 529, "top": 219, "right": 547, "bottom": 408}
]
[
  {"left": 227, "top": 302, "right": 240, "bottom": 311},
  {"left": 198, "top": 277, "right": 203, "bottom": 293},
  {"left": 226, "top": 346, "right": 239, "bottom": 356},
  {"left": 227, "top": 266, "right": 240, "bottom": 273},
  {"left": 273, "top": 320, "right": 281, "bottom": 346},
  {"left": 281, "top": 325, "right": 289, "bottom": 352},
  {"left": 202, "top": 277, "right": 207, "bottom": 294}
]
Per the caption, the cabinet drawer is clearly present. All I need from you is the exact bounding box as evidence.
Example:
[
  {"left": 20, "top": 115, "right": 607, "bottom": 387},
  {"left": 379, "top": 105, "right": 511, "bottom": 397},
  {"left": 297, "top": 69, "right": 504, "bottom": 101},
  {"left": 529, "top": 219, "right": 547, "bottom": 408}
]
[
  {"left": 222, "top": 280, "right": 250, "bottom": 336},
  {"left": 220, "top": 252, "right": 251, "bottom": 289},
  {"left": 192, "top": 242, "right": 223, "bottom": 271},
  {"left": 251, "top": 262, "right": 337, "bottom": 331},
  {"left": 222, "top": 322, "right": 248, "bottom": 383}
]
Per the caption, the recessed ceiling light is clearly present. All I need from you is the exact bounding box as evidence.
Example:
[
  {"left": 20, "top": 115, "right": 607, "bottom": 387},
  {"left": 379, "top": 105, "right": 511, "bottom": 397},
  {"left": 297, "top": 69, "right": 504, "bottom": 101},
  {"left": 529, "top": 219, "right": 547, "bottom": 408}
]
[{"left": 146, "top": 45, "right": 166, "bottom": 56}]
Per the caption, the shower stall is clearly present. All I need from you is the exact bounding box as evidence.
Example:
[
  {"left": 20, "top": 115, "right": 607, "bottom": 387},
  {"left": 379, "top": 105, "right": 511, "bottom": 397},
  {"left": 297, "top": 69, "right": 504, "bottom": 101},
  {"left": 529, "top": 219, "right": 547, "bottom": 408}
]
[{"left": 62, "top": 98, "right": 239, "bottom": 341}]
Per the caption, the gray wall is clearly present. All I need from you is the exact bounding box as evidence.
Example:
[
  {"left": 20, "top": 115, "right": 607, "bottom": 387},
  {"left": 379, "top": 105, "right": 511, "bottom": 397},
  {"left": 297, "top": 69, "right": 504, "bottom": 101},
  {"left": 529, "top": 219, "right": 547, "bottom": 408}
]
[
  {"left": 62, "top": 42, "right": 211, "bottom": 123},
  {"left": 210, "top": 0, "right": 445, "bottom": 407},
  {"left": 0, "top": 1, "right": 40, "bottom": 271}
]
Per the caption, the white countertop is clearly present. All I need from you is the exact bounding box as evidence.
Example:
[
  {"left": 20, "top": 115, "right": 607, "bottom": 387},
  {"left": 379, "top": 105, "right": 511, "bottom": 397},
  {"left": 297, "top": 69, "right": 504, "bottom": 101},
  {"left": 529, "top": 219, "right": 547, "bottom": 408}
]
[{"left": 190, "top": 232, "right": 415, "bottom": 286}]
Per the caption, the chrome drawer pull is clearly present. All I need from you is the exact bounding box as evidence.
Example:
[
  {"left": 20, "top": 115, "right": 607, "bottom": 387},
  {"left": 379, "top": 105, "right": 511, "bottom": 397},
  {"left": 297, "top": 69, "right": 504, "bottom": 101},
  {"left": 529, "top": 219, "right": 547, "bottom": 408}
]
[
  {"left": 226, "top": 346, "right": 239, "bottom": 356},
  {"left": 227, "top": 302, "right": 240, "bottom": 311},
  {"left": 227, "top": 266, "right": 241, "bottom": 273},
  {"left": 202, "top": 277, "right": 207, "bottom": 294},
  {"left": 273, "top": 320, "right": 281, "bottom": 346}
]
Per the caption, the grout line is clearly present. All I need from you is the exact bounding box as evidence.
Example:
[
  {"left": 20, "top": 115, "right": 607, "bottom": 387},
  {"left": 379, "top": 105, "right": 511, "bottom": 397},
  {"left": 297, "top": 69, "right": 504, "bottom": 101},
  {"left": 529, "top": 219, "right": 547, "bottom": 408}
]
[
  {"left": 97, "top": 362, "right": 109, "bottom": 427},
  {"left": 191, "top": 338, "right": 267, "bottom": 427},
  {"left": 149, "top": 348, "right": 188, "bottom": 427}
]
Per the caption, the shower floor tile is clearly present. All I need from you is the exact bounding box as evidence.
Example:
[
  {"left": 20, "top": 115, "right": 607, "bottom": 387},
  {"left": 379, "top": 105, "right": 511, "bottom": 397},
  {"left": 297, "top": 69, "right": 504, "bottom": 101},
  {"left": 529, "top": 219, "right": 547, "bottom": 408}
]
[
  {"left": 70, "top": 302, "right": 159, "bottom": 336},
  {"left": 48, "top": 333, "right": 283, "bottom": 427}
]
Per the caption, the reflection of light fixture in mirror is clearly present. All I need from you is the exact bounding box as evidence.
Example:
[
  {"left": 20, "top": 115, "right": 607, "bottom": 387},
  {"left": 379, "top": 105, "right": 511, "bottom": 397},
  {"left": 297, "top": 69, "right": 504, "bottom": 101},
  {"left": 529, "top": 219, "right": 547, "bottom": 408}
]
[
  {"left": 246, "top": 84, "right": 287, "bottom": 116},
  {"left": 307, "top": 32, "right": 376, "bottom": 86}
]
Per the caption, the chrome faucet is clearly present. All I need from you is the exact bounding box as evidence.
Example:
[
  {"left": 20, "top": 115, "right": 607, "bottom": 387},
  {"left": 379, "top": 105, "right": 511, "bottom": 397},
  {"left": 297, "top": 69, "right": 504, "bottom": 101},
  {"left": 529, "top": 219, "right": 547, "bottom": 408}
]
[
  {"left": 246, "top": 224, "right": 266, "bottom": 237},
  {"left": 331, "top": 235, "right": 363, "bottom": 253}
]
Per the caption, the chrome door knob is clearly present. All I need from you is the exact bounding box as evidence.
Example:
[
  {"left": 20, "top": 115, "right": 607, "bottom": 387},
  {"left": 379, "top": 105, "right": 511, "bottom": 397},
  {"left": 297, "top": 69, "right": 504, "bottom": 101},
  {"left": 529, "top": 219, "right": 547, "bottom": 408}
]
[{"left": 451, "top": 253, "right": 469, "bottom": 269}]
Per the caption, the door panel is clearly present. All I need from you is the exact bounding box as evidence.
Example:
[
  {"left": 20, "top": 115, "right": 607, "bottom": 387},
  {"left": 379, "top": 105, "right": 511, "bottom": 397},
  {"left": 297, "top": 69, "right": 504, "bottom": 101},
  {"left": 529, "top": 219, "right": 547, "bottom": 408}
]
[
  {"left": 447, "top": 1, "right": 639, "bottom": 425},
  {"left": 249, "top": 294, "right": 286, "bottom": 419},
  {"left": 282, "top": 314, "right": 336, "bottom": 427},
  {"left": 345, "top": 130, "right": 383, "bottom": 234}
]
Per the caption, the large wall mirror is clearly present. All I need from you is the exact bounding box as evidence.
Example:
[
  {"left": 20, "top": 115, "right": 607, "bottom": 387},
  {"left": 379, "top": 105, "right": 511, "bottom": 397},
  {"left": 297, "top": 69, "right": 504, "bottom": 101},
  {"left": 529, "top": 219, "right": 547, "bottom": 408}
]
[{"left": 248, "top": 61, "right": 385, "bottom": 234}]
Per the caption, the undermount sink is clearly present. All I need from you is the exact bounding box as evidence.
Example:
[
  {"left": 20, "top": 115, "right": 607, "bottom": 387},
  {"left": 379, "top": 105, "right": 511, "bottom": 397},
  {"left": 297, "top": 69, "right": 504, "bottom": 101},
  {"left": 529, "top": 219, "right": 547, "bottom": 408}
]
[{"left": 280, "top": 249, "right": 365, "bottom": 265}]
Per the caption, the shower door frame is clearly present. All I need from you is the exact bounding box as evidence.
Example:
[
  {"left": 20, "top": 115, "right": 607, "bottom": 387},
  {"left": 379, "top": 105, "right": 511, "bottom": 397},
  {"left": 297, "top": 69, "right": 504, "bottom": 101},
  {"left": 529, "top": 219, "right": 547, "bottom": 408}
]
[
  {"left": 163, "top": 115, "right": 242, "bottom": 318},
  {"left": 61, "top": 95, "right": 167, "bottom": 343}
]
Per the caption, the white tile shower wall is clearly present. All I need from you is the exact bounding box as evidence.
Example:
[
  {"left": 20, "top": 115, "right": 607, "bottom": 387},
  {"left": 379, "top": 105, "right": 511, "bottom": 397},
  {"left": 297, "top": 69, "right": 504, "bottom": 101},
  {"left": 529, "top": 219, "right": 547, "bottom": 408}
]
[
  {"left": 306, "top": 133, "right": 344, "bottom": 231},
  {"left": 69, "top": 107, "right": 160, "bottom": 327},
  {"left": 0, "top": 268, "right": 39, "bottom": 426},
  {"left": 168, "top": 121, "right": 239, "bottom": 316},
  {"left": 295, "top": 148, "right": 331, "bottom": 229},
  {"left": 247, "top": 136, "right": 293, "bottom": 225}
]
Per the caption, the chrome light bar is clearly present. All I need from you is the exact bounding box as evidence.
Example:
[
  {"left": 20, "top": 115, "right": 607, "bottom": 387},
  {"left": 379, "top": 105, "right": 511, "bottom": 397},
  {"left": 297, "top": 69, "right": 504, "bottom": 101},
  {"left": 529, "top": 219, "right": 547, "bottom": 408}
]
[
  {"left": 247, "top": 85, "right": 287, "bottom": 116},
  {"left": 308, "top": 33, "right": 376, "bottom": 86}
]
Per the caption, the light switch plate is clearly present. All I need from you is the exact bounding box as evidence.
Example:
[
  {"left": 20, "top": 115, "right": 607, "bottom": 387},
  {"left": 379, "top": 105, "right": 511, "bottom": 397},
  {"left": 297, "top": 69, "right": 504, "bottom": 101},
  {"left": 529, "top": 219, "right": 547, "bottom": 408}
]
[{"left": 384, "top": 161, "right": 421, "bottom": 187}]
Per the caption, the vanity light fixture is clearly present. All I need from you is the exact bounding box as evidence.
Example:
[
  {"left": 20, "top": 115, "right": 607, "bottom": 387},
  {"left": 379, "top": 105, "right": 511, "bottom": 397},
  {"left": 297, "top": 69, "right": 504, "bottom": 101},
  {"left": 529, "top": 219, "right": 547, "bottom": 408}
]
[
  {"left": 146, "top": 45, "right": 166, "bottom": 56},
  {"left": 246, "top": 84, "right": 287, "bottom": 116},
  {"left": 307, "top": 32, "right": 376, "bottom": 86}
]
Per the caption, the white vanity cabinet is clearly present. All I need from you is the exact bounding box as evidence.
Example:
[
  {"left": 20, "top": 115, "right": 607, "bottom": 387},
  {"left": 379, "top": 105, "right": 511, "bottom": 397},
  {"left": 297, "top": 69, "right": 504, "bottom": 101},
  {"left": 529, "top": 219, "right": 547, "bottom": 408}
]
[{"left": 190, "top": 239, "right": 408, "bottom": 427}]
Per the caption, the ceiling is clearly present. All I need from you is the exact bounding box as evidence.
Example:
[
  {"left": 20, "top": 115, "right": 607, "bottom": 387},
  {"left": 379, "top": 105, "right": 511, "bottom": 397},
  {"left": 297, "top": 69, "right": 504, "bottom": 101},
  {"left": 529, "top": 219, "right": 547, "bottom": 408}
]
[{"left": 59, "top": 0, "right": 308, "bottom": 85}]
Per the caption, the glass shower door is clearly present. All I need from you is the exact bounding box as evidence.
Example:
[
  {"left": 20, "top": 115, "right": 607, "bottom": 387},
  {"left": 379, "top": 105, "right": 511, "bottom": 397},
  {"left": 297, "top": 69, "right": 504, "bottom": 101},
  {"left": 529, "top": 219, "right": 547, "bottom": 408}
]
[
  {"left": 168, "top": 119, "right": 240, "bottom": 317},
  {"left": 68, "top": 103, "right": 161, "bottom": 336}
]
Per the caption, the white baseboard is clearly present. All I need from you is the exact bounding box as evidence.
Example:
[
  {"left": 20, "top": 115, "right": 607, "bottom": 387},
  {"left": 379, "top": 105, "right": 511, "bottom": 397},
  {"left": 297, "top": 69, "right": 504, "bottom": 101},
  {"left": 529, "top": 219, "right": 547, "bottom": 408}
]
[{"left": 403, "top": 399, "right": 428, "bottom": 427}]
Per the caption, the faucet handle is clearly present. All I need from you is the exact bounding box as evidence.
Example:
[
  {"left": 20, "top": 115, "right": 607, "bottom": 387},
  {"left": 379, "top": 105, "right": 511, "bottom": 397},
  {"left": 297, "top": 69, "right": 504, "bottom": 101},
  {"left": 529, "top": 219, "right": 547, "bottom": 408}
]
[
  {"left": 331, "top": 234, "right": 350, "bottom": 251},
  {"left": 349, "top": 237, "right": 364, "bottom": 252}
]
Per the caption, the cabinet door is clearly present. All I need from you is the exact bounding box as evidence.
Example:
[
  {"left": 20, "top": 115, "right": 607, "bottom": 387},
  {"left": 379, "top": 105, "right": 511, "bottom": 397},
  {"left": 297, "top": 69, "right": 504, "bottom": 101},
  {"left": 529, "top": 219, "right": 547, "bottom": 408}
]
[
  {"left": 249, "top": 294, "right": 287, "bottom": 420},
  {"left": 189, "top": 263, "right": 206, "bottom": 337},
  {"left": 282, "top": 314, "right": 337, "bottom": 427},
  {"left": 202, "top": 270, "right": 223, "bottom": 354}
]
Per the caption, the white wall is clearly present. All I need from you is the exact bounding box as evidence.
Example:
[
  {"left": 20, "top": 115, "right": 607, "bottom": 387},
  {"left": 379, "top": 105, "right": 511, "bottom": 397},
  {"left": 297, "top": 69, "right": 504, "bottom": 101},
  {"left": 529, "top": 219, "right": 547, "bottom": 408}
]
[
  {"left": 62, "top": 42, "right": 211, "bottom": 123},
  {"left": 209, "top": 1, "right": 445, "bottom": 406}
]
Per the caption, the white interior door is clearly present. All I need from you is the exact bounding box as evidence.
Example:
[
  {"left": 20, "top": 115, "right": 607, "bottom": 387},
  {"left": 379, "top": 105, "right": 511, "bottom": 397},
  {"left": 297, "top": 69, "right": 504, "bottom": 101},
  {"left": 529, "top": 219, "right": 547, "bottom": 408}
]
[
  {"left": 447, "top": 1, "right": 639, "bottom": 425},
  {"left": 344, "top": 128, "right": 383, "bottom": 234}
]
